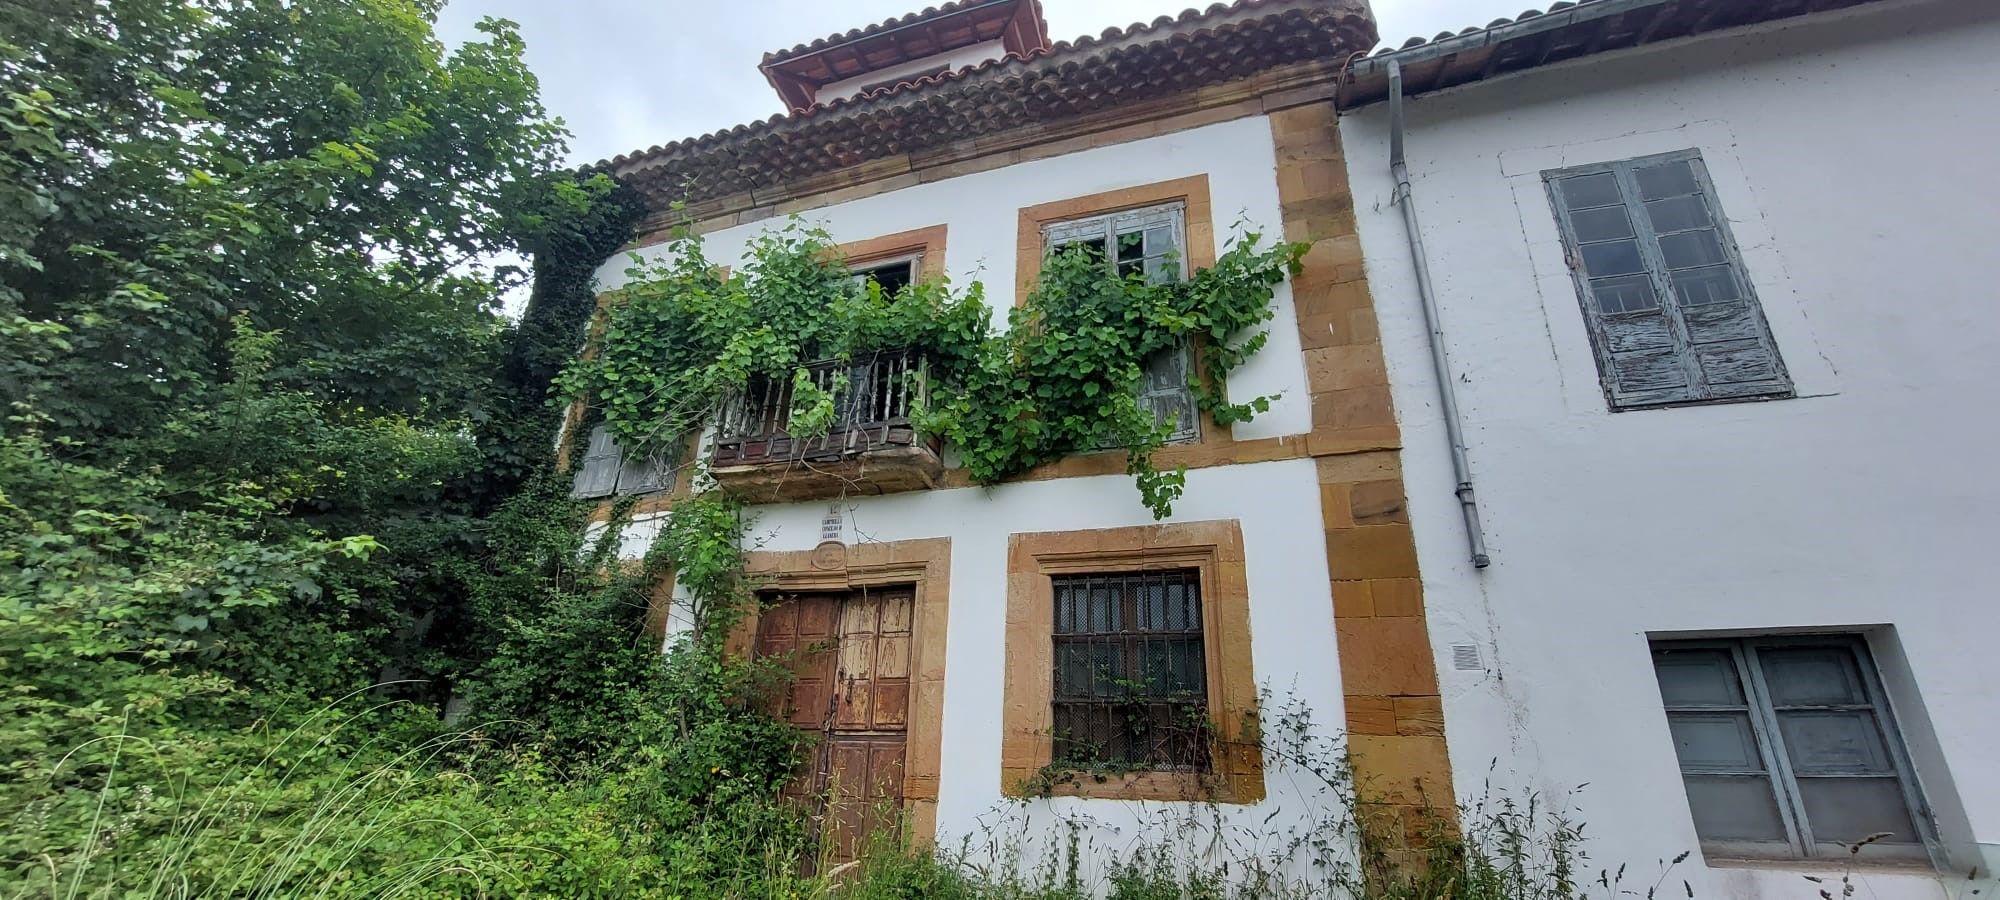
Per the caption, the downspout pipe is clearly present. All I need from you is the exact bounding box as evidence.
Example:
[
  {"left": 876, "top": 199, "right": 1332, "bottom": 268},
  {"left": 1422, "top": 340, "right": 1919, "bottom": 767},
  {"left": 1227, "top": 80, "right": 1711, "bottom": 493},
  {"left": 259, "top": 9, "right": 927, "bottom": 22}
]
[{"left": 1386, "top": 59, "right": 1491, "bottom": 569}]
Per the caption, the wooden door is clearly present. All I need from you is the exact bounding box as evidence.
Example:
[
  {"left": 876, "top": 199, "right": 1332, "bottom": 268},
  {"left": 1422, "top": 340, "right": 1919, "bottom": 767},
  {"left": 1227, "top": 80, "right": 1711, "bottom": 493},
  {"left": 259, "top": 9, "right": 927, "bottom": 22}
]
[
  {"left": 755, "top": 593, "right": 840, "bottom": 808},
  {"left": 755, "top": 587, "right": 914, "bottom": 869}
]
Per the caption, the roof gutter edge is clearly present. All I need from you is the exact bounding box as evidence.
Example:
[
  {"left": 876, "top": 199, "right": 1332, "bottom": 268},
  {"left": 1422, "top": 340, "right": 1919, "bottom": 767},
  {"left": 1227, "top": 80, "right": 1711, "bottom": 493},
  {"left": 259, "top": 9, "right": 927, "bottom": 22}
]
[{"left": 1348, "top": 0, "right": 1671, "bottom": 81}]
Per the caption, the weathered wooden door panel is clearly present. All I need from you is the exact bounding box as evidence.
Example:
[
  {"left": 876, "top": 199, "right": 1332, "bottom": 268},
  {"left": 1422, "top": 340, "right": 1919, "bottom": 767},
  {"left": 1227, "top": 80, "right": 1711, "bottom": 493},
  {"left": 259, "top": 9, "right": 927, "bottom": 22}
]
[
  {"left": 756, "top": 592, "right": 841, "bottom": 729},
  {"left": 834, "top": 589, "right": 914, "bottom": 732},
  {"left": 822, "top": 733, "right": 907, "bottom": 867},
  {"left": 755, "top": 586, "right": 915, "bottom": 868}
]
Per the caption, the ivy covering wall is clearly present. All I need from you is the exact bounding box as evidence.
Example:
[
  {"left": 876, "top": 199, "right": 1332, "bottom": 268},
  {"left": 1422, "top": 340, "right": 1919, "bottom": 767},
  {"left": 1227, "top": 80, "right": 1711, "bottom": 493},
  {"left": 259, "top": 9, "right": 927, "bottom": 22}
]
[{"left": 560, "top": 222, "right": 1306, "bottom": 517}]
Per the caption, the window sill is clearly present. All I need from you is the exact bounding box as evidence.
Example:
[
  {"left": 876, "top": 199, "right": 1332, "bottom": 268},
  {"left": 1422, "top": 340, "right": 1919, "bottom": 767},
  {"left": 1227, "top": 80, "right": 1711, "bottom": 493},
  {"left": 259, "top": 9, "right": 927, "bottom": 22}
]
[
  {"left": 1703, "top": 855, "right": 1936, "bottom": 877},
  {"left": 1609, "top": 390, "right": 1796, "bottom": 414},
  {"left": 1033, "top": 768, "right": 1235, "bottom": 803}
]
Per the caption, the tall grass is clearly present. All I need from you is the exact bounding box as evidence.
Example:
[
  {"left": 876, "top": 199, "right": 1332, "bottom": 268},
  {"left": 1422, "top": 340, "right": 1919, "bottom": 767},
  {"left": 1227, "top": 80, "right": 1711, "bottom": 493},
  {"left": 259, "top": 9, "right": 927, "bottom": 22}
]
[
  {"left": 824, "top": 794, "right": 1663, "bottom": 900},
  {"left": 9, "top": 687, "right": 1693, "bottom": 899},
  {"left": 7, "top": 692, "right": 573, "bottom": 899}
]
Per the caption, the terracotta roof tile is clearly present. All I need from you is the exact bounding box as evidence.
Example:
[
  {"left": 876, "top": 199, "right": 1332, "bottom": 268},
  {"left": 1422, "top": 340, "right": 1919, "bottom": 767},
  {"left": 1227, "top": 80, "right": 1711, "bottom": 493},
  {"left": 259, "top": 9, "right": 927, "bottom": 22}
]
[
  {"left": 601, "top": 0, "right": 1347, "bottom": 172},
  {"left": 762, "top": 0, "right": 1009, "bottom": 66}
]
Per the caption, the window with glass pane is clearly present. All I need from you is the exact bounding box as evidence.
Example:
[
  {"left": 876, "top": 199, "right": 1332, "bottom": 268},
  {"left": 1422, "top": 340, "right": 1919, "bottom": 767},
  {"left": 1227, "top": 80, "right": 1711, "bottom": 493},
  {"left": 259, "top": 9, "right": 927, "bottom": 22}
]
[
  {"left": 1042, "top": 203, "right": 1200, "bottom": 443},
  {"left": 850, "top": 256, "right": 917, "bottom": 296},
  {"left": 1051, "top": 570, "right": 1210, "bottom": 771},
  {"left": 1545, "top": 150, "right": 1791, "bottom": 410},
  {"left": 569, "top": 423, "right": 666, "bottom": 499},
  {"left": 1650, "top": 636, "right": 1932, "bottom": 863}
]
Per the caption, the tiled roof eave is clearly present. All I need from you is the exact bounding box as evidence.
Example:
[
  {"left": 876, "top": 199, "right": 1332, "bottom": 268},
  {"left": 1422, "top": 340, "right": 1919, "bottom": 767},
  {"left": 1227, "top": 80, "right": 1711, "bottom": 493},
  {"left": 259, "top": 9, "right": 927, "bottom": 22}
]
[
  {"left": 606, "top": 2, "right": 1374, "bottom": 216},
  {"left": 1341, "top": 0, "right": 1891, "bottom": 106},
  {"left": 600, "top": 0, "right": 1370, "bottom": 175},
  {"left": 760, "top": 0, "right": 1028, "bottom": 68}
]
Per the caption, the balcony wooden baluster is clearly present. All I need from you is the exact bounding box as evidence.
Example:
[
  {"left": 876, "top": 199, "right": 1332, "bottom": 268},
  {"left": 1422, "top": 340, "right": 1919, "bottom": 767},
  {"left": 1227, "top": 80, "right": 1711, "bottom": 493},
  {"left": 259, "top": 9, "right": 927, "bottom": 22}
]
[{"left": 710, "top": 350, "right": 944, "bottom": 501}]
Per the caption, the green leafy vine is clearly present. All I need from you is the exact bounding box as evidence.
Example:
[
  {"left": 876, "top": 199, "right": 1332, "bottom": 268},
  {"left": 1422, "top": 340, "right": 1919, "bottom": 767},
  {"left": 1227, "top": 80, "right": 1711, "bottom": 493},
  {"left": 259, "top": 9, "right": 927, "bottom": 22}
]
[{"left": 559, "top": 219, "right": 1305, "bottom": 517}]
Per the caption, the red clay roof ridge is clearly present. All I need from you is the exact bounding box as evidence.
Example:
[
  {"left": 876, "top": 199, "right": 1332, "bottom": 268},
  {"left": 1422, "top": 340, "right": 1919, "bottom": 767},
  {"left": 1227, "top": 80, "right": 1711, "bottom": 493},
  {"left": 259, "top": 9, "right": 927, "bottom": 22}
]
[
  {"left": 760, "top": 0, "right": 1002, "bottom": 66},
  {"left": 600, "top": 0, "right": 1326, "bottom": 172}
]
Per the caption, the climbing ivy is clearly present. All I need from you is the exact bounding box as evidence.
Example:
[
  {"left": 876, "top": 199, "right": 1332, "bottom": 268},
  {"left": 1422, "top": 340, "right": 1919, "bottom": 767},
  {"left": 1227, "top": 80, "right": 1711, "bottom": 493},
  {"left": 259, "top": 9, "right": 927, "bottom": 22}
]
[
  {"left": 477, "top": 171, "right": 643, "bottom": 500},
  {"left": 925, "top": 229, "right": 1305, "bottom": 515},
  {"left": 556, "top": 222, "right": 989, "bottom": 459},
  {"left": 560, "top": 220, "right": 1305, "bottom": 518}
]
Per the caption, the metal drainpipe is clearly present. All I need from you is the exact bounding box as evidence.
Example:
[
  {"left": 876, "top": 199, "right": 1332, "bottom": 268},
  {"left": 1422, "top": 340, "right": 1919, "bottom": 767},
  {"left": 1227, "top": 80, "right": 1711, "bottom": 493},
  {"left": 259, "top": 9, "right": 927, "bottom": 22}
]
[{"left": 1385, "top": 59, "right": 1491, "bottom": 568}]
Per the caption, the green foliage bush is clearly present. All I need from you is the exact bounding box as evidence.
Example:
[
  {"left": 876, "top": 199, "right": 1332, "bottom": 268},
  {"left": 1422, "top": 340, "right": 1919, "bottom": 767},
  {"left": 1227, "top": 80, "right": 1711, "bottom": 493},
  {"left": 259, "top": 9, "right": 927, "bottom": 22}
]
[
  {"left": 0, "top": 0, "right": 688, "bottom": 893},
  {"left": 922, "top": 227, "right": 1302, "bottom": 515},
  {"left": 0, "top": 420, "right": 380, "bottom": 779},
  {"left": 560, "top": 222, "right": 1303, "bottom": 518},
  {"left": 557, "top": 224, "right": 992, "bottom": 459}
]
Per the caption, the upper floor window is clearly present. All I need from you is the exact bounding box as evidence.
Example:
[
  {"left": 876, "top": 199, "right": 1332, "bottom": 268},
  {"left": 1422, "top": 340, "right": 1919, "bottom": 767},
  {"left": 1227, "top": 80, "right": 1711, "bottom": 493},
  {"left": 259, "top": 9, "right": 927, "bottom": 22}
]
[
  {"left": 850, "top": 254, "right": 918, "bottom": 296},
  {"left": 1650, "top": 635, "right": 1933, "bottom": 864},
  {"left": 570, "top": 423, "right": 665, "bottom": 499},
  {"left": 1051, "top": 569, "right": 1210, "bottom": 771},
  {"left": 1544, "top": 150, "right": 1791, "bottom": 410},
  {"left": 1042, "top": 202, "right": 1199, "bottom": 444},
  {"left": 838, "top": 225, "right": 944, "bottom": 302}
]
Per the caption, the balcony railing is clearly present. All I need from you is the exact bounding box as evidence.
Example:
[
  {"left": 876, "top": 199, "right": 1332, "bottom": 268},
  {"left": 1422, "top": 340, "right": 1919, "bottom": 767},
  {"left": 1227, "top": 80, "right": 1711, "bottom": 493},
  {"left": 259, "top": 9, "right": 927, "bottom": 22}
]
[{"left": 713, "top": 349, "right": 935, "bottom": 469}]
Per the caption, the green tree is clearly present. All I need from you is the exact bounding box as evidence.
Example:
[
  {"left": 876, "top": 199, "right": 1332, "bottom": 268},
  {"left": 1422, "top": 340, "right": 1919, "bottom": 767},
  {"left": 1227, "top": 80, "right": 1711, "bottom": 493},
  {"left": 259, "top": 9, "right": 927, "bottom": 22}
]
[
  {"left": 0, "top": 2, "right": 660, "bottom": 890},
  {"left": 0, "top": 0, "right": 567, "bottom": 437},
  {"left": 0, "top": 0, "right": 639, "bottom": 695}
]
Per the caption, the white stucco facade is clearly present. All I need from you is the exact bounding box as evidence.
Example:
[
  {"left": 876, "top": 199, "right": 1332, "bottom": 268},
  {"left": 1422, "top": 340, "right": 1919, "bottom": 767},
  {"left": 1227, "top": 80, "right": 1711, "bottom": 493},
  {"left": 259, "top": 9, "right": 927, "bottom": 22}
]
[
  {"left": 574, "top": 0, "right": 1998, "bottom": 890},
  {"left": 597, "top": 116, "right": 1355, "bottom": 877},
  {"left": 1341, "top": 1, "right": 2000, "bottom": 897}
]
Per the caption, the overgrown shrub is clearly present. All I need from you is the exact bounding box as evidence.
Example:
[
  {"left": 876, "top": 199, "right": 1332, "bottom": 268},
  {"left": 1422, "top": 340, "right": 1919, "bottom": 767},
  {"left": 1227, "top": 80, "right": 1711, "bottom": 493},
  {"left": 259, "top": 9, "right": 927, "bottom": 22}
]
[{"left": 561, "top": 222, "right": 1303, "bottom": 518}]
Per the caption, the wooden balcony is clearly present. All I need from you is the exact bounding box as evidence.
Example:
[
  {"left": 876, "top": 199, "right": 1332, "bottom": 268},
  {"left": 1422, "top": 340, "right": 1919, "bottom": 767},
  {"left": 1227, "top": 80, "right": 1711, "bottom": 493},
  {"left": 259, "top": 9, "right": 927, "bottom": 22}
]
[{"left": 711, "top": 349, "right": 944, "bottom": 502}]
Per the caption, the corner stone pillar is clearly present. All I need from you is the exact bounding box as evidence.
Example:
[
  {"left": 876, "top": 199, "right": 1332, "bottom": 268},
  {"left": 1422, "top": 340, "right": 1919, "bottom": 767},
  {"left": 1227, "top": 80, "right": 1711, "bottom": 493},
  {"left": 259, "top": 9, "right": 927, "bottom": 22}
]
[{"left": 1268, "top": 102, "right": 1458, "bottom": 852}]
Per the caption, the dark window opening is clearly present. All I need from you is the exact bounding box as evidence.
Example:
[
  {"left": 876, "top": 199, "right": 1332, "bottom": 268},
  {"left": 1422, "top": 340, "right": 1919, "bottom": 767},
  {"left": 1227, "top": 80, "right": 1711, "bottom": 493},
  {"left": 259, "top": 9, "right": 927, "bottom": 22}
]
[{"left": 852, "top": 258, "right": 917, "bottom": 297}]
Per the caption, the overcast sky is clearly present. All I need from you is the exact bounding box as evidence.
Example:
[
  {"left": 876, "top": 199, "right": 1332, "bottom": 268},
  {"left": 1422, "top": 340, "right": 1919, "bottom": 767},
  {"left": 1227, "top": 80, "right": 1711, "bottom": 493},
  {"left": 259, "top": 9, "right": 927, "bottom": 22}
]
[{"left": 434, "top": 0, "right": 1523, "bottom": 167}]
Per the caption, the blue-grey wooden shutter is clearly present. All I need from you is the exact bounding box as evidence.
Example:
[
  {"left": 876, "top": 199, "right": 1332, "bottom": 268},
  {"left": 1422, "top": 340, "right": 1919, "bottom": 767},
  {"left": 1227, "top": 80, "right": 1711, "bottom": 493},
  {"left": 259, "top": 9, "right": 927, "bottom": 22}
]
[
  {"left": 570, "top": 424, "right": 623, "bottom": 498},
  {"left": 615, "top": 449, "right": 665, "bottom": 495},
  {"left": 1652, "top": 636, "right": 1936, "bottom": 863},
  {"left": 1546, "top": 151, "right": 1790, "bottom": 410},
  {"left": 1651, "top": 645, "right": 1794, "bottom": 853}
]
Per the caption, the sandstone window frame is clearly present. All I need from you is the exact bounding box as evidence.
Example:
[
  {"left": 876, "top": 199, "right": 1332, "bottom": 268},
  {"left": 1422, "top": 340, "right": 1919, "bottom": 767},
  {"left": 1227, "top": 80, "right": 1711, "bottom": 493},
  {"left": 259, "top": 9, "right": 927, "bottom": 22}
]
[
  {"left": 1003, "top": 520, "right": 1263, "bottom": 803},
  {"left": 1017, "top": 177, "right": 1217, "bottom": 448},
  {"left": 835, "top": 224, "right": 948, "bottom": 287}
]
